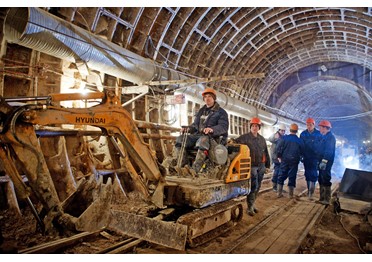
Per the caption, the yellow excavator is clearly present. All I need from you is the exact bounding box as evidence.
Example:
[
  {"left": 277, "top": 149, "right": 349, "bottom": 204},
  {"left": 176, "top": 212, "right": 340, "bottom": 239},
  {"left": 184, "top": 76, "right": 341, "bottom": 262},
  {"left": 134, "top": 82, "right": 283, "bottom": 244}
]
[{"left": 0, "top": 90, "right": 251, "bottom": 250}]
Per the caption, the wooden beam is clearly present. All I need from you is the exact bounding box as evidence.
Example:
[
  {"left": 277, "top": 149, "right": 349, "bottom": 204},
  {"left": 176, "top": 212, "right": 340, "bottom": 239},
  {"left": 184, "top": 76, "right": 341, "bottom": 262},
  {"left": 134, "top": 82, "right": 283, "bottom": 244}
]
[{"left": 19, "top": 229, "right": 103, "bottom": 254}]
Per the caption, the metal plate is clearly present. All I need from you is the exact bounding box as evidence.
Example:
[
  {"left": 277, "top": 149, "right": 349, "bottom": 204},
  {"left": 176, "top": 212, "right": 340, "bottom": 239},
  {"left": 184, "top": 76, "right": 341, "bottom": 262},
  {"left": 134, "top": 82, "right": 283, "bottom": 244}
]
[{"left": 108, "top": 210, "right": 188, "bottom": 251}]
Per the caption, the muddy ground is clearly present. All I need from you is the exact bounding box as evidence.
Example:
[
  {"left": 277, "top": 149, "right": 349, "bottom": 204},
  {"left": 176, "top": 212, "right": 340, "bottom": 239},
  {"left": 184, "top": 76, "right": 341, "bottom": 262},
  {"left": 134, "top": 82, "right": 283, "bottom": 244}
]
[{"left": 0, "top": 175, "right": 371, "bottom": 255}]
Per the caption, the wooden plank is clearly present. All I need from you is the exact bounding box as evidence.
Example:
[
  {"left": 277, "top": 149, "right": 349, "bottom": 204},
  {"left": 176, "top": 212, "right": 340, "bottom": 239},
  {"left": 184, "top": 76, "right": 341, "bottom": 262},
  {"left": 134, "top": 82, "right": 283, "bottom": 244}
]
[
  {"left": 239, "top": 202, "right": 309, "bottom": 253},
  {"left": 266, "top": 202, "right": 318, "bottom": 253},
  {"left": 273, "top": 203, "right": 322, "bottom": 254},
  {"left": 222, "top": 199, "right": 294, "bottom": 254},
  {"left": 19, "top": 229, "right": 103, "bottom": 254},
  {"left": 287, "top": 204, "right": 325, "bottom": 254},
  {"left": 107, "top": 239, "right": 143, "bottom": 254},
  {"left": 5, "top": 181, "right": 22, "bottom": 217},
  {"left": 338, "top": 196, "right": 372, "bottom": 214},
  {"left": 96, "top": 238, "right": 135, "bottom": 254},
  {"left": 260, "top": 202, "right": 311, "bottom": 253}
]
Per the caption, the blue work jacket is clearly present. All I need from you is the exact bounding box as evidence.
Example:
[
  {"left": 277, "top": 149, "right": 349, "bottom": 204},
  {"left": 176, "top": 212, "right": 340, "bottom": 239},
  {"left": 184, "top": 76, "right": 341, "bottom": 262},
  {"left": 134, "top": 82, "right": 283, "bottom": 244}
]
[{"left": 277, "top": 134, "right": 304, "bottom": 164}]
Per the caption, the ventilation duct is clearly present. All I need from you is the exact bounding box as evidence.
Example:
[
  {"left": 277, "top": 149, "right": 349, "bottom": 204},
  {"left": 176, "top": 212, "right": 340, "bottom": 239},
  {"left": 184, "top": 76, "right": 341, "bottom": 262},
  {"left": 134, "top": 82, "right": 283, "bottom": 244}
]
[
  {"left": 3, "top": 7, "right": 183, "bottom": 85},
  {"left": 4, "top": 7, "right": 300, "bottom": 129}
]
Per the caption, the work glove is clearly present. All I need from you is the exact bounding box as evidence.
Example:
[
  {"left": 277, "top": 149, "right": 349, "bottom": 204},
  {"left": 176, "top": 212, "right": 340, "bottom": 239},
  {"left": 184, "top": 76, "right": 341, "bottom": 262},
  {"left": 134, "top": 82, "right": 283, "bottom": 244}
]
[{"left": 319, "top": 159, "right": 328, "bottom": 170}]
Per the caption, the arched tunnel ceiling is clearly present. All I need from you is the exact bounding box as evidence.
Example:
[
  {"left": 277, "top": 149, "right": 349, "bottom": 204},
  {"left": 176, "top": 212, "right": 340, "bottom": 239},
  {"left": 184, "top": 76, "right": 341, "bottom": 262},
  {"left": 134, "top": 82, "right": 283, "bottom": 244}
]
[
  {"left": 278, "top": 78, "right": 371, "bottom": 119},
  {"left": 1, "top": 6, "right": 372, "bottom": 141}
]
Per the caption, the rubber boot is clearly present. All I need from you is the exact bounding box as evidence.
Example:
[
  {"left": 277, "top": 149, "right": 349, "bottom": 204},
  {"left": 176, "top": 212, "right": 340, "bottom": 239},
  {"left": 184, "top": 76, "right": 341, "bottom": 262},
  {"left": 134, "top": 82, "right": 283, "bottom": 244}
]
[
  {"left": 317, "top": 185, "right": 325, "bottom": 203},
  {"left": 253, "top": 191, "right": 259, "bottom": 213},
  {"left": 308, "top": 182, "right": 315, "bottom": 200},
  {"left": 288, "top": 186, "right": 294, "bottom": 199},
  {"left": 192, "top": 149, "right": 207, "bottom": 173},
  {"left": 272, "top": 182, "right": 277, "bottom": 192},
  {"left": 320, "top": 186, "right": 331, "bottom": 205},
  {"left": 247, "top": 193, "right": 256, "bottom": 216},
  {"left": 277, "top": 184, "right": 283, "bottom": 198}
]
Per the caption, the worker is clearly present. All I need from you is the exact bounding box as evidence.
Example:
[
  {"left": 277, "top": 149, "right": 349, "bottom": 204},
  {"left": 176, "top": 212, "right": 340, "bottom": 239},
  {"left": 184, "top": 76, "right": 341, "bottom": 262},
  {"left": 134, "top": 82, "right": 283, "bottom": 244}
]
[
  {"left": 300, "top": 118, "right": 323, "bottom": 200},
  {"left": 173, "top": 88, "right": 229, "bottom": 173},
  {"left": 234, "top": 117, "right": 270, "bottom": 216},
  {"left": 276, "top": 123, "right": 304, "bottom": 198},
  {"left": 267, "top": 123, "right": 286, "bottom": 191},
  {"left": 317, "top": 120, "right": 336, "bottom": 205}
]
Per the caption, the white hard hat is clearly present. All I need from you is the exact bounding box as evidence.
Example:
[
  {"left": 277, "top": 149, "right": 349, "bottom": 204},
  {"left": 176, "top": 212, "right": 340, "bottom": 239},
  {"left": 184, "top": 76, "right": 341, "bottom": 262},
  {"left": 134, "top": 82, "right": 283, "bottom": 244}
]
[{"left": 278, "top": 124, "right": 286, "bottom": 131}]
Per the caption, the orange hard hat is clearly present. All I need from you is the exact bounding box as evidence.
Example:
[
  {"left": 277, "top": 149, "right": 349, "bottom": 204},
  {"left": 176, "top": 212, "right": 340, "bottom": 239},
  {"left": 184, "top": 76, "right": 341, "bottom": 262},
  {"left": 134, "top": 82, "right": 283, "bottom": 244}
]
[
  {"left": 319, "top": 120, "right": 332, "bottom": 128},
  {"left": 306, "top": 118, "right": 315, "bottom": 124},
  {"left": 250, "top": 117, "right": 261, "bottom": 125},
  {"left": 202, "top": 88, "right": 217, "bottom": 98},
  {"left": 290, "top": 123, "right": 298, "bottom": 131}
]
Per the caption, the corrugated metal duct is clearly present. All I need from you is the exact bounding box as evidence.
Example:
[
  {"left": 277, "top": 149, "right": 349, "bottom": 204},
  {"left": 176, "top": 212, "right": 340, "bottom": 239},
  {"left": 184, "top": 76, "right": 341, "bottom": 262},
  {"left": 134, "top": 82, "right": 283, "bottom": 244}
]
[
  {"left": 3, "top": 7, "right": 176, "bottom": 85},
  {"left": 3, "top": 7, "right": 299, "bottom": 128}
]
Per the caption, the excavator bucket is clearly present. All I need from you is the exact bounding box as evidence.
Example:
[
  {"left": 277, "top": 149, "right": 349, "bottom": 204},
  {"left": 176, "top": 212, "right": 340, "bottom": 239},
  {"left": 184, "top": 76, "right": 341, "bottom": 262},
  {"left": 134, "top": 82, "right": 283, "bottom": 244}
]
[
  {"left": 61, "top": 175, "right": 113, "bottom": 232},
  {"left": 337, "top": 168, "right": 372, "bottom": 215},
  {"left": 338, "top": 168, "right": 372, "bottom": 202}
]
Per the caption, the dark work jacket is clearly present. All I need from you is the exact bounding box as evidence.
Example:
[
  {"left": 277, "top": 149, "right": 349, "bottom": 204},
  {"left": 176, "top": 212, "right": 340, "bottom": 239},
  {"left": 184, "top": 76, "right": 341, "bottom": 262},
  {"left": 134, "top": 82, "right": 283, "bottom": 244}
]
[
  {"left": 190, "top": 102, "right": 229, "bottom": 142},
  {"left": 277, "top": 134, "right": 304, "bottom": 165},
  {"left": 267, "top": 131, "right": 284, "bottom": 163},
  {"left": 318, "top": 131, "right": 336, "bottom": 163},
  {"left": 235, "top": 132, "right": 270, "bottom": 168},
  {"left": 300, "top": 128, "right": 322, "bottom": 160}
]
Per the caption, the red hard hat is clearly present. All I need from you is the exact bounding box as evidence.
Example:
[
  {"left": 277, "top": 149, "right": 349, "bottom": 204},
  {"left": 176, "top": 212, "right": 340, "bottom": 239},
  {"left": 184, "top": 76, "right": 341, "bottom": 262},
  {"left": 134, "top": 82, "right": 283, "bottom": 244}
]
[
  {"left": 306, "top": 118, "right": 315, "bottom": 124},
  {"left": 202, "top": 88, "right": 217, "bottom": 98},
  {"left": 290, "top": 123, "right": 299, "bottom": 131},
  {"left": 318, "top": 120, "right": 332, "bottom": 128},
  {"left": 250, "top": 117, "right": 261, "bottom": 125}
]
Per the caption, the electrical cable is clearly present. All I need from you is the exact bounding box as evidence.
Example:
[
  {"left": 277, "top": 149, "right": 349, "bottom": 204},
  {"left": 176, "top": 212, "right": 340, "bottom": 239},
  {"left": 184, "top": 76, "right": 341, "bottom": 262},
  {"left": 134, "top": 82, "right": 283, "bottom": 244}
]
[
  {"left": 334, "top": 206, "right": 367, "bottom": 254},
  {"left": 322, "top": 111, "right": 372, "bottom": 121}
]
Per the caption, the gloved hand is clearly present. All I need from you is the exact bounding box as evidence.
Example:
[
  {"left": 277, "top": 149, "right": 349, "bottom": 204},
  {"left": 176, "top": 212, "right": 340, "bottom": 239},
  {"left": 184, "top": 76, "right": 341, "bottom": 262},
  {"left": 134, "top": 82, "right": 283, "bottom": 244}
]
[
  {"left": 319, "top": 159, "right": 328, "bottom": 170},
  {"left": 300, "top": 157, "right": 304, "bottom": 163}
]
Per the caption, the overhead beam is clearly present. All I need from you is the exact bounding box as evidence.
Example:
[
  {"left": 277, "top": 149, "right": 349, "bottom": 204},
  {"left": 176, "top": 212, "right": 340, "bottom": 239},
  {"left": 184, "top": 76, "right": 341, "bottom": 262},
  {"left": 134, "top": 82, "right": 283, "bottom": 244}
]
[{"left": 144, "top": 73, "right": 265, "bottom": 86}]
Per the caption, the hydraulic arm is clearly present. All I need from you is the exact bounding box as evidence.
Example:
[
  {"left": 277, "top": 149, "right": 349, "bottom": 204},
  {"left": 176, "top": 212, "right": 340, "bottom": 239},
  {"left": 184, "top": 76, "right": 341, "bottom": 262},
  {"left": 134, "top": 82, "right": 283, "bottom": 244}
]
[{"left": 0, "top": 90, "right": 165, "bottom": 233}]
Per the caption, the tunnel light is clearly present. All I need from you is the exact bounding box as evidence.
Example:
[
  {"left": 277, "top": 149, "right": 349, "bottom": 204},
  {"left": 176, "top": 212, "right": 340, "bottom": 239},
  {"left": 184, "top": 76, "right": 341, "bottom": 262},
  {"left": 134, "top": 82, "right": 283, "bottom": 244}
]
[{"left": 320, "top": 65, "right": 327, "bottom": 72}]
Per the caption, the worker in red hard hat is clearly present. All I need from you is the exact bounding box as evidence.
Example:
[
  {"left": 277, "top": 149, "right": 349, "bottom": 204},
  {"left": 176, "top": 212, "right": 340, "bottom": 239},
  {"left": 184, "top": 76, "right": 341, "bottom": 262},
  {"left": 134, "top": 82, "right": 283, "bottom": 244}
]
[
  {"left": 317, "top": 120, "right": 336, "bottom": 205},
  {"left": 267, "top": 123, "right": 286, "bottom": 192},
  {"left": 170, "top": 88, "right": 229, "bottom": 174},
  {"left": 233, "top": 117, "right": 270, "bottom": 216},
  {"left": 276, "top": 123, "right": 304, "bottom": 199},
  {"left": 300, "top": 117, "right": 323, "bottom": 200}
]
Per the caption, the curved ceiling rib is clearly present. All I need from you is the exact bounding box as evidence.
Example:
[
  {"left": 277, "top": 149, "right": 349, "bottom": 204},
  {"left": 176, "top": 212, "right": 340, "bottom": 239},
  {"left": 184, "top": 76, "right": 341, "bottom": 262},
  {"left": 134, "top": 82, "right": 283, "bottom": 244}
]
[{"left": 1, "top": 7, "right": 371, "bottom": 142}]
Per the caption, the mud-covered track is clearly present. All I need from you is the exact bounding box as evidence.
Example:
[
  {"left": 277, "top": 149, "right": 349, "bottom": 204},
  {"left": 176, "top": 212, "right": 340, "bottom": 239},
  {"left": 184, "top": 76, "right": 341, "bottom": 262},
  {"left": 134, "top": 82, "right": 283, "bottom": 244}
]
[
  {"left": 220, "top": 184, "right": 338, "bottom": 254},
  {"left": 11, "top": 171, "right": 330, "bottom": 254}
]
